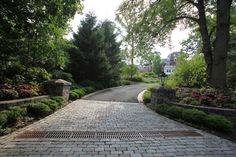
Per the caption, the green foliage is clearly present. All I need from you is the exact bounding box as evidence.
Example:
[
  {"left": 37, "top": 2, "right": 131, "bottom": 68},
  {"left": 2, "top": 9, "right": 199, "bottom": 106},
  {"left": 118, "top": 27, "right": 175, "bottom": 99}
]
[
  {"left": 27, "top": 103, "right": 51, "bottom": 118},
  {"left": 40, "top": 99, "right": 58, "bottom": 111},
  {"left": 153, "top": 104, "right": 169, "bottom": 115},
  {"left": 166, "top": 53, "right": 207, "bottom": 88},
  {"left": 141, "top": 72, "right": 156, "bottom": 78},
  {"left": 68, "top": 14, "right": 121, "bottom": 88},
  {"left": 182, "top": 109, "right": 207, "bottom": 124},
  {"left": 122, "top": 64, "right": 138, "bottom": 79},
  {"left": 50, "top": 96, "right": 64, "bottom": 106},
  {"left": 167, "top": 106, "right": 183, "bottom": 119},
  {"left": 204, "top": 114, "right": 233, "bottom": 132},
  {"left": 0, "top": 0, "right": 82, "bottom": 75},
  {"left": 53, "top": 71, "right": 74, "bottom": 83},
  {"left": 128, "top": 76, "right": 143, "bottom": 82},
  {"left": 83, "top": 87, "right": 96, "bottom": 94},
  {"left": 0, "top": 89, "right": 19, "bottom": 100},
  {"left": 152, "top": 104, "right": 233, "bottom": 132},
  {"left": 0, "top": 113, "right": 8, "bottom": 128},
  {"left": 69, "top": 91, "right": 80, "bottom": 101},
  {"left": 2, "top": 107, "right": 26, "bottom": 125},
  {"left": 120, "top": 80, "right": 131, "bottom": 86},
  {"left": 26, "top": 67, "right": 51, "bottom": 83},
  {"left": 69, "top": 88, "right": 87, "bottom": 100},
  {"left": 143, "top": 91, "right": 151, "bottom": 104},
  {"left": 180, "top": 97, "right": 195, "bottom": 104}
]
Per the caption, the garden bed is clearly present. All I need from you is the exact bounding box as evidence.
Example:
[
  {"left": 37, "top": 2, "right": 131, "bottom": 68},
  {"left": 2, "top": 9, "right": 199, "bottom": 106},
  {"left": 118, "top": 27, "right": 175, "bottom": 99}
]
[
  {"left": 149, "top": 104, "right": 236, "bottom": 142},
  {"left": 168, "top": 101, "right": 236, "bottom": 117},
  {"left": 0, "top": 96, "right": 65, "bottom": 136}
]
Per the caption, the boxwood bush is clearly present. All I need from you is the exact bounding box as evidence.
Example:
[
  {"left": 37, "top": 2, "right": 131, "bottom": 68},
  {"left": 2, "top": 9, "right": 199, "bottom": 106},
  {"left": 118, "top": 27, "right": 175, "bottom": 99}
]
[
  {"left": 27, "top": 102, "right": 51, "bottom": 118},
  {"left": 167, "top": 106, "right": 183, "bottom": 119},
  {"left": 182, "top": 109, "right": 207, "bottom": 124},
  {"left": 50, "top": 96, "right": 64, "bottom": 106},
  {"left": 204, "top": 114, "right": 233, "bottom": 132},
  {"left": 40, "top": 99, "right": 58, "bottom": 111},
  {"left": 2, "top": 107, "right": 26, "bottom": 125}
]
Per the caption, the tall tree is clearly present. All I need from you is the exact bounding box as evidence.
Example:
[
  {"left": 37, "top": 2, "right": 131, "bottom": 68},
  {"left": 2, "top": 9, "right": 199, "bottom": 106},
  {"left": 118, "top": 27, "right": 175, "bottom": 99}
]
[
  {"left": 101, "top": 21, "right": 122, "bottom": 85},
  {"left": 117, "top": 0, "right": 235, "bottom": 89},
  {"left": 68, "top": 14, "right": 121, "bottom": 87},
  {"left": 0, "top": 0, "right": 82, "bottom": 71}
]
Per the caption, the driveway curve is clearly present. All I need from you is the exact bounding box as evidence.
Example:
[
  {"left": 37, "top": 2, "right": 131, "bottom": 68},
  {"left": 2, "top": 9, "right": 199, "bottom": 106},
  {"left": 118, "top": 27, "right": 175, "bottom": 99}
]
[{"left": 83, "top": 83, "right": 148, "bottom": 102}]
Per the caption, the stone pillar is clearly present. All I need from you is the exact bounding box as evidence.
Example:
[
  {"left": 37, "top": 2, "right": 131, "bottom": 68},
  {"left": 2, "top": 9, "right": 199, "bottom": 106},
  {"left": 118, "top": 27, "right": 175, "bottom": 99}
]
[
  {"left": 151, "top": 87, "right": 176, "bottom": 104},
  {"left": 43, "top": 79, "right": 72, "bottom": 101}
]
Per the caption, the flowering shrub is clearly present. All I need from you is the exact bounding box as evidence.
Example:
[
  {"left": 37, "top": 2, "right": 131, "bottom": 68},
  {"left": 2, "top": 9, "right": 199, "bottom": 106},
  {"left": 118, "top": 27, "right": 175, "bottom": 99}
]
[
  {"left": 176, "top": 88, "right": 235, "bottom": 109},
  {"left": 0, "top": 84, "right": 40, "bottom": 100}
]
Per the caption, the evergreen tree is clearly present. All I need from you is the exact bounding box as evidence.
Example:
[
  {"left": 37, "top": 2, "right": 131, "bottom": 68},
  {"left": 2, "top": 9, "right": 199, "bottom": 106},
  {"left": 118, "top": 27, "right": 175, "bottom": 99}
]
[
  {"left": 100, "top": 21, "right": 121, "bottom": 85},
  {"left": 68, "top": 14, "right": 115, "bottom": 88}
]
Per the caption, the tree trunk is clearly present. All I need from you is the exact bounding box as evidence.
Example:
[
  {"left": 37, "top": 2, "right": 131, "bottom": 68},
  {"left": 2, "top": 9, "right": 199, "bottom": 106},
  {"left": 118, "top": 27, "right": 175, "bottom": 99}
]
[
  {"left": 197, "top": 0, "right": 213, "bottom": 84},
  {"left": 211, "top": 0, "right": 232, "bottom": 89},
  {"left": 131, "top": 32, "right": 134, "bottom": 65}
]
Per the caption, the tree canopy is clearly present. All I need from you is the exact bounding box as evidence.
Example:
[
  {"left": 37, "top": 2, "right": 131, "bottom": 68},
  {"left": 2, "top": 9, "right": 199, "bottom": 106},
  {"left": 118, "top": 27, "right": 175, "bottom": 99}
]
[{"left": 117, "top": 0, "right": 235, "bottom": 89}]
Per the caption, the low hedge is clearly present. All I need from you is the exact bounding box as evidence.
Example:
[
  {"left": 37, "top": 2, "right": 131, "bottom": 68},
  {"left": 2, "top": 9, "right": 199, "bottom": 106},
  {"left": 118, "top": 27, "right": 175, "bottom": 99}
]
[
  {"left": 40, "top": 99, "right": 58, "bottom": 111},
  {"left": 153, "top": 104, "right": 233, "bottom": 132},
  {"left": 143, "top": 91, "right": 151, "bottom": 104},
  {"left": 27, "top": 102, "right": 51, "bottom": 118}
]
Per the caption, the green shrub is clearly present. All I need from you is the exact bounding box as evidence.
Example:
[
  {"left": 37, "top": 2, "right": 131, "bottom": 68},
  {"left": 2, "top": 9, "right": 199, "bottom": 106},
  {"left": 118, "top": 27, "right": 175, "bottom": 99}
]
[
  {"left": 190, "top": 99, "right": 200, "bottom": 105},
  {"left": 120, "top": 80, "right": 131, "bottom": 85},
  {"left": 0, "top": 113, "right": 7, "bottom": 128},
  {"left": 25, "top": 67, "right": 51, "bottom": 83},
  {"left": 167, "top": 106, "right": 183, "bottom": 119},
  {"left": 40, "top": 99, "right": 58, "bottom": 111},
  {"left": 155, "top": 104, "right": 170, "bottom": 115},
  {"left": 69, "top": 91, "right": 80, "bottom": 100},
  {"left": 27, "top": 102, "right": 51, "bottom": 118},
  {"left": 2, "top": 107, "right": 26, "bottom": 125},
  {"left": 166, "top": 53, "right": 206, "bottom": 88},
  {"left": 83, "top": 86, "right": 95, "bottom": 94},
  {"left": 79, "top": 80, "right": 97, "bottom": 88},
  {"left": 73, "top": 89, "right": 86, "bottom": 97},
  {"left": 143, "top": 91, "right": 151, "bottom": 104},
  {"left": 142, "top": 72, "right": 156, "bottom": 78},
  {"left": 53, "top": 71, "right": 74, "bottom": 83},
  {"left": 180, "top": 97, "right": 194, "bottom": 104},
  {"left": 204, "top": 114, "right": 233, "bottom": 132},
  {"left": 129, "top": 76, "right": 143, "bottom": 82},
  {"left": 0, "top": 89, "right": 19, "bottom": 100},
  {"left": 50, "top": 96, "right": 64, "bottom": 106},
  {"left": 182, "top": 109, "right": 207, "bottom": 124}
]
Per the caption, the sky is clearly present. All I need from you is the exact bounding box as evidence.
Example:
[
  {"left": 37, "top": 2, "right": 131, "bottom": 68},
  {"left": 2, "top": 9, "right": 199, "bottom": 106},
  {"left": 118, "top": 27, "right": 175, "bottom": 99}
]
[{"left": 68, "top": 0, "right": 190, "bottom": 59}]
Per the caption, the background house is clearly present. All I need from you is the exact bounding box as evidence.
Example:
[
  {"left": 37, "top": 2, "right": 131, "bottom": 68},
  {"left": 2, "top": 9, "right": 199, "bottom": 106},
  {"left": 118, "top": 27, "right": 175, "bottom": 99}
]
[{"left": 161, "top": 52, "right": 178, "bottom": 75}]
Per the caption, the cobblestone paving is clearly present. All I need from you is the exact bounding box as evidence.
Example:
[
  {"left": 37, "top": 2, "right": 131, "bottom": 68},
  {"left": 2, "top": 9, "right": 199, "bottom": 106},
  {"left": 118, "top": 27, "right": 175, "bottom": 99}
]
[{"left": 0, "top": 100, "right": 235, "bottom": 156}]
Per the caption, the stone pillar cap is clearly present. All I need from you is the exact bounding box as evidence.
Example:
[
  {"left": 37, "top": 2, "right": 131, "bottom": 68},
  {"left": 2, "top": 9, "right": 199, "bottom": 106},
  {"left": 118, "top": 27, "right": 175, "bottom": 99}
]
[{"left": 43, "top": 79, "right": 72, "bottom": 85}]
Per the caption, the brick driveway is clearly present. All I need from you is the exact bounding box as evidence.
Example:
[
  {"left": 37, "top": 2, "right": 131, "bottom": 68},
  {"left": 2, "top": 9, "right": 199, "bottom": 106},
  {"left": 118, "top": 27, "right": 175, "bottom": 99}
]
[{"left": 0, "top": 100, "right": 235, "bottom": 156}]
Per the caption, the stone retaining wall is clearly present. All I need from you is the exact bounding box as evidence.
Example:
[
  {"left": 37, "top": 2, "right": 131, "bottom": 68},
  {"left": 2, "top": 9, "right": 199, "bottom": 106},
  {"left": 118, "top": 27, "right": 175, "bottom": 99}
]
[
  {"left": 0, "top": 95, "right": 49, "bottom": 110},
  {"left": 168, "top": 101, "right": 236, "bottom": 117}
]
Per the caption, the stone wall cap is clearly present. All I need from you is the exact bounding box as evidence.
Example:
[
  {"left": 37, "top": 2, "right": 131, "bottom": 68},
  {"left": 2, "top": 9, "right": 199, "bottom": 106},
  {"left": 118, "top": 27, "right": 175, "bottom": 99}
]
[{"left": 43, "top": 79, "right": 72, "bottom": 85}]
